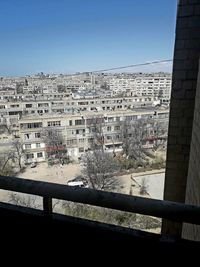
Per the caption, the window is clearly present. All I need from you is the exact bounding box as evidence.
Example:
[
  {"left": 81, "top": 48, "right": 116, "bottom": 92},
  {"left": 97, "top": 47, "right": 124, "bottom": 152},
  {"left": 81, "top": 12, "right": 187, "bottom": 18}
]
[
  {"left": 114, "top": 126, "right": 120, "bottom": 131},
  {"left": 35, "top": 133, "right": 41, "bottom": 138},
  {"left": 26, "top": 154, "right": 34, "bottom": 159},
  {"left": 88, "top": 138, "right": 94, "bottom": 143},
  {"left": 107, "top": 126, "right": 111, "bottom": 131},
  {"left": 38, "top": 103, "right": 49, "bottom": 107},
  {"left": 25, "top": 134, "right": 30, "bottom": 139},
  {"left": 10, "top": 104, "right": 19, "bottom": 108},
  {"left": 36, "top": 143, "right": 41, "bottom": 148},
  {"left": 27, "top": 122, "right": 42, "bottom": 129},
  {"left": 79, "top": 147, "right": 84, "bottom": 153},
  {"left": 25, "top": 144, "right": 31, "bottom": 149},
  {"left": 107, "top": 136, "right": 112, "bottom": 140},
  {"left": 37, "top": 152, "right": 43, "bottom": 158},
  {"left": 9, "top": 111, "right": 21, "bottom": 116},
  {"left": 69, "top": 120, "right": 72, "bottom": 126},
  {"left": 47, "top": 121, "right": 61, "bottom": 127},
  {"left": 67, "top": 139, "right": 77, "bottom": 145},
  {"left": 76, "top": 129, "right": 85, "bottom": 135},
  {"left": 75, "top": 119, "right": 85, "bottom": 126},
  {"left": 26, "top": 104, "right": 32, "bottom": 108}
]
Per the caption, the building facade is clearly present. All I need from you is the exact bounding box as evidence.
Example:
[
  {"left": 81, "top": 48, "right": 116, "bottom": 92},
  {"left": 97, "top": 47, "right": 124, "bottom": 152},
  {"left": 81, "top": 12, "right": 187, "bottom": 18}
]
[{"left": 18, "top": 108, "right": 169, "bottom": 163}]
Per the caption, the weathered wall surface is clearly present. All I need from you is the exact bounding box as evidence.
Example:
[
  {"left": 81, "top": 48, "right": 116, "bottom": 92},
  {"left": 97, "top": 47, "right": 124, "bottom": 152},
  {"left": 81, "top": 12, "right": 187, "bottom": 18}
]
[
  {"left": 182, "top": 64, "right": 200, "bottom": 241},
  {"left": 162, "top": 0, "right": 200, "bottom": 236}
]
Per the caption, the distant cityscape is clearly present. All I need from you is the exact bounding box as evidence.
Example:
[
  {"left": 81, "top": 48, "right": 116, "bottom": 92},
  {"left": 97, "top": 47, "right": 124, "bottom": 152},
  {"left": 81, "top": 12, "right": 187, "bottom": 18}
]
[{"left": 0, "top": 72, "right": 171, "bottom": 163}]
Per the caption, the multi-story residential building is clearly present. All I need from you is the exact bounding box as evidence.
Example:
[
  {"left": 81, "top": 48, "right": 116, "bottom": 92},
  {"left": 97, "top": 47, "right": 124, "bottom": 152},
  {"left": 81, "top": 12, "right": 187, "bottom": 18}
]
[
  {"left": 19, "top": 108, "right": 169, "bottom": 163},
  {"left": 0, "top": 95, "right": 156, "bottom": 136},
  {"left": 0, "top": 72, "right": 171, "bottom": 102}
]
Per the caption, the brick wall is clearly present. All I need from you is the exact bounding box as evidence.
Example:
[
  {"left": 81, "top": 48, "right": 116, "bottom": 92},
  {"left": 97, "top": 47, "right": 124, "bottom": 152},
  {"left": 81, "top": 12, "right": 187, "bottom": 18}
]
[
  {"left": 162, "top": 0, "right": 200, "bottom": 236},
  {"left": 182, "top": 63, "right": 200, "bottom": 241}
]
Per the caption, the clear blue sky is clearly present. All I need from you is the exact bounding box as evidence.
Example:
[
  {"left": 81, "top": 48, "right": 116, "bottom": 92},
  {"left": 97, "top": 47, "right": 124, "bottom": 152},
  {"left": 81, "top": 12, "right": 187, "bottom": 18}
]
[{"left": 0, "top": 0, "right": 177, "bottom": 76}]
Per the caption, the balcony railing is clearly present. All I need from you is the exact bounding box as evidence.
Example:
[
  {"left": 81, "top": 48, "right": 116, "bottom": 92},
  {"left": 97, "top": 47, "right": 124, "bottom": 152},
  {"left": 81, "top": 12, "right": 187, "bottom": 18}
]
[
  {"left": 0, "top": 174, "right": 200, "bottom": 249},
  {"left": 0, "top": 175, "right": 200, "bottom": 226}
]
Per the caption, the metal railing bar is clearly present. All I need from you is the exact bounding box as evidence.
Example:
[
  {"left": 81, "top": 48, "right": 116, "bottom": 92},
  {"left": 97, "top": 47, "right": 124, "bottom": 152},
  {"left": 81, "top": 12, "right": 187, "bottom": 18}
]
[{"left": 0, "top": 175, "right": 200, "bottom": 224}]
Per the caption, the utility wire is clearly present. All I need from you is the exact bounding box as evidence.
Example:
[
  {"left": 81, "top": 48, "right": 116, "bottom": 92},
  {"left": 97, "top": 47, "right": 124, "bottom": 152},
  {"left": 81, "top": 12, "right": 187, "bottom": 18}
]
[{"left": 66, "top": 59, "right": 173, "bottom": 76}]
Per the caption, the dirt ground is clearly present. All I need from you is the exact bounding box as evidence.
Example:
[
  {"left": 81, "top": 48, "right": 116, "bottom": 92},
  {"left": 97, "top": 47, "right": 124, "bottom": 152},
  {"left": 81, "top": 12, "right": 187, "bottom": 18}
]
[
  {"left": 0, "top": 163, "right": 165, "bottom": 208},
  {"left": 17, "top": 162, "right": 82, "bottom": 184},
  {"left": 20, "top": 163, "right": 165, "bottom": 200},
  {"left": 0, "top": 162, "right": 82, "bottom": 204},
  {"left": 0, "top": 163, "right": 163, "bottom": 234},
  {"left": 16, "top": 162, "right": 165, "bottom": 199}
]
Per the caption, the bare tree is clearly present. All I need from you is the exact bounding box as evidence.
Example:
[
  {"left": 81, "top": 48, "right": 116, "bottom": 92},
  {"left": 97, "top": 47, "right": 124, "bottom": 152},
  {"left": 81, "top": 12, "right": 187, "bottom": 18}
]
[
  {"left": 151, "top": 120, "right": 168, "bottom": 151},
  {"left": 9, "top": 192, "right": 40, "bottom": 209},
  {"left": 139, "top": 177, "right": 149, "bottom": 195},
  {"left": 9, "top": 192, "right": 61, "bottom": 211},
  {"left": 0, "top": 117, "right": 12, "bottom": 135},
  {"left": 41, "top": 128, "right": 68, "bottom": 164},
  {"left": 11, "top": 140, "right": 25, "bottom": 170},
  {"left": 84, "top": 116, "right": 121, "bottom": 190},
  {"left": 122, "top": 118, "right": 149, "bottom": 162},
  {"left": 83, "top": 150, "right": 120, "bottom": 191},
  {"left": 87, "top": 116, "right": 105, "bottom": 151},
  {"left": 0, "top": 123, "right": 12, "bottom": 135},
  {"left": 0, "top": 154, "right": 15, "bottom": 176},
  {"left": 121, "top": 118, "right": 130, "bottom": 157}
]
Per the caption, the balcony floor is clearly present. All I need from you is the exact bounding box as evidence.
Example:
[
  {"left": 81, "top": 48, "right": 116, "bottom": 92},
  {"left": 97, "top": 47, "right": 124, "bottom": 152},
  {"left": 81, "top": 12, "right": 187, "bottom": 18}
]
[{"left": 0, "top": 202, "right": 199, "bottom": 260}]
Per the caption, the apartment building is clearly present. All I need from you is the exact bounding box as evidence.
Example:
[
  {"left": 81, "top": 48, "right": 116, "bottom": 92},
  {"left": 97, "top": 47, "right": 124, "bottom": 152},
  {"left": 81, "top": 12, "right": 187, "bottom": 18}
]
[
  {"left": 0, "top": 95, "right": 156, "bottom": 136},
  {"left": 19, "top": 108, "right": 169, "bottom": 163},
  {"left": 107, "top": 74, "right": 171, "bottom": 103}
]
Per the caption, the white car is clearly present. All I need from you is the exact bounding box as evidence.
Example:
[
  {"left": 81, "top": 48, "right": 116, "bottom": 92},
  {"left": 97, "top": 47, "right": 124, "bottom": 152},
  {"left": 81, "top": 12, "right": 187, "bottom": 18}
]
[
  {"left": 67, "top": 181, "right": 85, "bottom": 187},
  {"left": 30, "top": 162, "right": 37, "bottom": 168},
  {"left": 67, "top": 176, "right": 88, "bottom": 188}
]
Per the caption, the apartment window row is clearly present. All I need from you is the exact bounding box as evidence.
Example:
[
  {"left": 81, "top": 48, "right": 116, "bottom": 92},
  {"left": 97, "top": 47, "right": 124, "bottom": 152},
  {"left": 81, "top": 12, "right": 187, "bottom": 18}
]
[
  {"left": 26, "top": 152, "right": 43, "bottom": 159},
  {"left": 67, "top": 139, "right": 77, "bottom": 145},
  {"left": 76, "top": 129, "right": 85, "bottom": 135},
  {"left": 10, "top": 104, "right": 19, "bottom": 108},
  {"left": 30, "top": 122, "right": 42, "bottom": 128},
  {"left": 21, "top": 122, "right": 42, "bottom": 129},
  {"left": 47, "top": 121, "right": 61, "bottom": 127},
  {"left": 38, "top": 103, "right": 49, "bottom": 107},
  {"left": 26, "top": 104, "right": 32, "bottom": 108},
  {"left": 25, "top": 143, "right": 41, "bottom": 149},
  {"left": 24, "top": 132, "right": 41, "bottom": 139},
  {"left": 75, "top": 119, "right": 85, "bottom": 126},
  {"left": 25, "top": 144, "right": 31, "bottom": 149}
]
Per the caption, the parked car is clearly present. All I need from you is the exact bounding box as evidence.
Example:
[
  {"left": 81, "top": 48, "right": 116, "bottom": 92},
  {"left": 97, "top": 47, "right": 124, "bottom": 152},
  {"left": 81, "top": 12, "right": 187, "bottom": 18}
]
[
  {"left": 67, "top": 180, "right": 85, "bottom": 187},
  {"left": 30, "top": 162, "right": 37, "bottom": 168},
  {"left": 67, "top": 176, "right": 88, "bottom": 188}
]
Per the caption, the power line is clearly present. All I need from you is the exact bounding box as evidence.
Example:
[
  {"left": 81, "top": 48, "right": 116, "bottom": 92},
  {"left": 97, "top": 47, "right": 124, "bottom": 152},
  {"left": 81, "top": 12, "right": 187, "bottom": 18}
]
[
  {"left": 67, "top": 59, "right": 173, "bottom": 76},
  {"left": 91, "top": 59, "right": 173, "bottom": 73}
]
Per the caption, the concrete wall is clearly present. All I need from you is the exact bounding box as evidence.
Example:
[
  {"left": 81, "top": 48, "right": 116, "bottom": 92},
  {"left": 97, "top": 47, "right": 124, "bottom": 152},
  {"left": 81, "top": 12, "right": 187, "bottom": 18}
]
[
  {"left": 182, "top": 63, "right": 200, "bottom": 241},
  {"left": 162, "top": 0, "right": 200, "bottom": 236}
]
